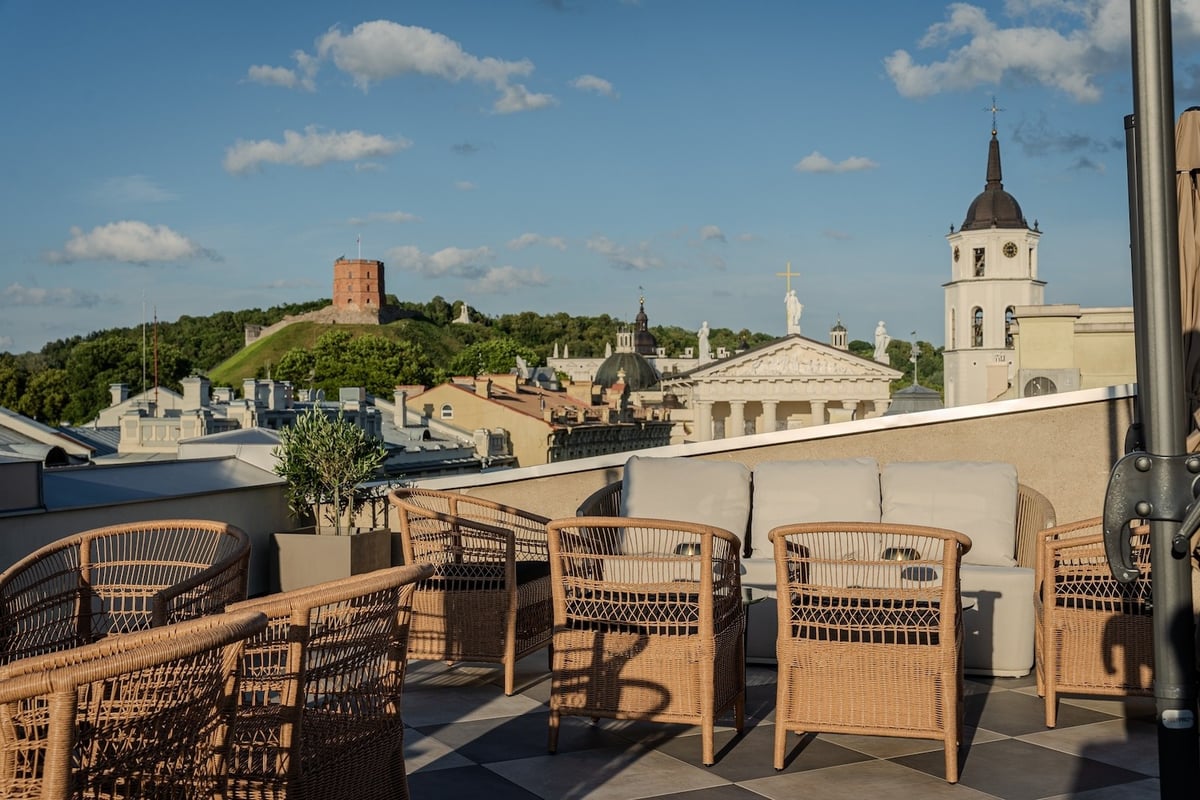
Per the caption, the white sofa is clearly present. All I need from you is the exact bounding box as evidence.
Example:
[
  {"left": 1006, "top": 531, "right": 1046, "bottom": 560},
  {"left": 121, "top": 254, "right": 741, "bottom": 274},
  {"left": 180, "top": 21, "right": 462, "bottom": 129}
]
[{"left": 578, "top": 455, "right": 1056, "bottom": 677}]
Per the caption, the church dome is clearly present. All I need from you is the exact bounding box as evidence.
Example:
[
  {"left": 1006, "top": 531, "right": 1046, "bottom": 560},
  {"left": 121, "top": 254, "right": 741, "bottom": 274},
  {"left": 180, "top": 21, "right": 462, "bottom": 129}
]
[
  {"left": 594, "top": 351, "right": 659, "bottom": 391},
  {"left": 961, "top": 131, "right": 1029, "bottom": 231}
]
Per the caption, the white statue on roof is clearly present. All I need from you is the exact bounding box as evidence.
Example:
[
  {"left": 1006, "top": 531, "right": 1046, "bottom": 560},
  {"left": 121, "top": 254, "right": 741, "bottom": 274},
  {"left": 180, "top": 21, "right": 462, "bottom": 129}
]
[
  {"left": 874, "top": 321, "right": 891, "bottom": 363},
  {"left": 785, "top": 290, "right": 803, "bottom": 335},
  {"left": 698, "top": 321, "right": 711, "bottom": 364}
]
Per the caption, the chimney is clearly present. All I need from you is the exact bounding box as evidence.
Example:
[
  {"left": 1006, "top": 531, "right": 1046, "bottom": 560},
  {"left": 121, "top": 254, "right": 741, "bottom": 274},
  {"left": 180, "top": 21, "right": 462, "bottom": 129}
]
[
  {"left": 394, "top": 389, "right": 408, "bottom": 428},
  {"left": 181, "top": 375, "right": 210, "bottom": 411},
  {"left": 109, "top": 383, "right": 129, "bottom": 406},
  {"left": 242, "top": 379, "right": 259, "bottom": 406},
  {"left": 475, "top": 379, "right": 492, "bottom": 398},
  {"left": 268, "top": 381, "right": 288, "bottom": 410}
]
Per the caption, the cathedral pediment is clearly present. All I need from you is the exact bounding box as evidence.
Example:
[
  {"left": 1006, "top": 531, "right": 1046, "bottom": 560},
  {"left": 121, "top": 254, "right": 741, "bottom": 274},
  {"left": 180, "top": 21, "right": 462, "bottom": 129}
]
[{"left": 673, "top": 335, "right": 902, "bottom": 382}]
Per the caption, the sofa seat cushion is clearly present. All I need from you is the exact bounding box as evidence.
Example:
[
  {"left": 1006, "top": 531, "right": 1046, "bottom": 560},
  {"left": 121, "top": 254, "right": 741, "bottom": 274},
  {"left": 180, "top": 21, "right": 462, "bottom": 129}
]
[
  {"left": 881, "top": 461, "right": 1018, "bottom": 567},
  {"left": 959, "top": 564, "right": 1035, "bottom": 676},
  {"left": 750, "top": 458, "right": 881, "bottom": 557},
  {"left": 620, "top": 455, "right": 751, "bottom": 542}
]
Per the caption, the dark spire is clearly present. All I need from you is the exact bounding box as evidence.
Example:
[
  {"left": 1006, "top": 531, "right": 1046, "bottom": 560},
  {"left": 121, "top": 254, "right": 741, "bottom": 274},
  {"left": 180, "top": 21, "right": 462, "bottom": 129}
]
[{"left": 961, "top": 126, "right": 1029, "bottom": 231}]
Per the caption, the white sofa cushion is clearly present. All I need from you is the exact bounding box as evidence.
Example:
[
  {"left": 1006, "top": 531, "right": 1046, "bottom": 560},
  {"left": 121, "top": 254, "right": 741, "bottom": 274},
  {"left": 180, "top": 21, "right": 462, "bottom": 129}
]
[
  {"left": 880, "top": 461, "right": 1018, "bottom": 567},
  {"left": 750, "top": 458, "right": 881, "bottom": 557},
  {"left": 620, "top": 455, "right": 751, "bottom": 542}
]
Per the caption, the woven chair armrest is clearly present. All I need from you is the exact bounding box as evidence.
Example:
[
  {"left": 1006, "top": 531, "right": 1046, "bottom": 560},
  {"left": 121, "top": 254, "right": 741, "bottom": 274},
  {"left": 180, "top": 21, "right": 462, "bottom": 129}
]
[
  {"left": 576, "top": 481, "right": 622, "bottom": 516},
  {"left": 1015, "top": 483, "right": 1057, "bottom": 569},
  {"left": 228, "top": 565, "right": 432, "bottom": 621},
  {"left": 152, "top": 550, "right": 251, "bottom": 626},
  {"left": 1035, "top": 516, "right": 1102, "bottom": 584}
]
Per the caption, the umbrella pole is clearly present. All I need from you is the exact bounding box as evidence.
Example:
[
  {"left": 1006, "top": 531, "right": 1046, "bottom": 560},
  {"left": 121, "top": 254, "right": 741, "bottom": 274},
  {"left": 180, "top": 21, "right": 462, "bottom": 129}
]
[{"left": 1127, "top": 1, "right": 1200, "bottom": 792}]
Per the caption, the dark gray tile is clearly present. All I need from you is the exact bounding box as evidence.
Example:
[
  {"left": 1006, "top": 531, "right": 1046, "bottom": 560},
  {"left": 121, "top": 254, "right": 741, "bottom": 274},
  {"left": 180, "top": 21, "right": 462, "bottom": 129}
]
[
  {"left": 652, "top": 785, "right": 776, "bottom": 799},
  {"left": 406, "top": 764, "right": 543, "bottom": 799},
  {"left": 894, "top": 738, "right": 1148, "bottom": 800},
  {"left": 416, "top": 711, "right": 630, "bottom": 763},
  {"left": 654, "top": 724, "right": 872, "bottom": 781},
  {"left": 964, "top": 686, "right": 1117, "bottom": 736}
]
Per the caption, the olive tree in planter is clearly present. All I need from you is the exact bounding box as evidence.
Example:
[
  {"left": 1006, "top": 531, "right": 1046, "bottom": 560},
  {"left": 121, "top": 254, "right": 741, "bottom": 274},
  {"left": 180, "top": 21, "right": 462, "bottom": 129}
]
[{"left": 270, "top": 408, "right": 391, "bottom": 591}]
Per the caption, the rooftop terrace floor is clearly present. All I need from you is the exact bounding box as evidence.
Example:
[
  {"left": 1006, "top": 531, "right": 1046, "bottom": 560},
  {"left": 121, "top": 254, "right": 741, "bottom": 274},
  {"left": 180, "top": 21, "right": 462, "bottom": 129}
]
[{"left": 402, "top": 654, "right": 1170, "bottom": 800}]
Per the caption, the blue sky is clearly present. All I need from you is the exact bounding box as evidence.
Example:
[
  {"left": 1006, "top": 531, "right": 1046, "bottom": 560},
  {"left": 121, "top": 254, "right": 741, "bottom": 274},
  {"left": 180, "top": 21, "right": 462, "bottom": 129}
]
[{"left": 4, "top": 0, "right": 1200, "bottom": 356}]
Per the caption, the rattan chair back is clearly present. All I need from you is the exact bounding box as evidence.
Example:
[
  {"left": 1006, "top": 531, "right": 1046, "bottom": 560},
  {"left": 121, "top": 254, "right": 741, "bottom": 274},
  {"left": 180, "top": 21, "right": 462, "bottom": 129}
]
[
  {"left": 545, "top": 516, "right": 746, "bottom": 765},
  {"left": 769, "top": 522, "right": 971, "bottom": 782},
  {"left": 0, "top": 519, "right": 251, "bottom": 664},
  {"left": 224, "top": 564, "right": 432, "bottom": 800},
  {"left": 1034, "top": 516, "right": 1153, "bottom": 726},
  {"left": 0, "top": 609, "right": 266, "bottom": 800}
]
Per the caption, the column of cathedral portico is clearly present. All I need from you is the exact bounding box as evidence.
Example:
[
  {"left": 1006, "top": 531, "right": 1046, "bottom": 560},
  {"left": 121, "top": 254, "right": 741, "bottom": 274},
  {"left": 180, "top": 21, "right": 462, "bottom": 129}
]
[
  {"left": 695, "top": 400, "right": 713, "bottom": 442},
  {"left": 728, "top": 401, "right": 746, "bottom": 439},
  {"left": 761, "top": 400, "right": 778, "bottom": 434},
  {"left": 810, "top": 400, "right": 827, "bottom": 426},
  {"left": 827, "top": 399, "right": 858, "bottom": 424}
]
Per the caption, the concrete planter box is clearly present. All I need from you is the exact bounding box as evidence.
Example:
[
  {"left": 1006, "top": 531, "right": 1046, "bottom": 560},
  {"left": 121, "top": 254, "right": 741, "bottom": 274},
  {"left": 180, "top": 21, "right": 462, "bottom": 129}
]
[{"left": 270, "top": 527, "right": 392, "bottom": 593}]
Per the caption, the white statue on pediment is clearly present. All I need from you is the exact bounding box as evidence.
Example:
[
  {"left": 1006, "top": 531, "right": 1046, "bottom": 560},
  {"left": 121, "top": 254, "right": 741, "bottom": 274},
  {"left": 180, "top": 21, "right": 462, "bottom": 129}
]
[{"left": 785, "top": 290, "right": 803, "bottom": 335}]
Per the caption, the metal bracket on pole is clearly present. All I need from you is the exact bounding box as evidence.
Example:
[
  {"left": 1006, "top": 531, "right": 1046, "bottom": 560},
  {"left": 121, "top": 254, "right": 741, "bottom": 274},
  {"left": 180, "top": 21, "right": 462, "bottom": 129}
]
[{"left": 1104, "top": 452, "right": 1200, "bottom": 582}]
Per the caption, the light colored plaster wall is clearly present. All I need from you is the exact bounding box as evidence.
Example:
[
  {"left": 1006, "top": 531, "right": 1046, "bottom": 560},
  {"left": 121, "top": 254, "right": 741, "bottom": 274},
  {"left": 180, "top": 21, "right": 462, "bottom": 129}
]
[
  {"left": 1018, "top": 317, "right": 1079, "bottom": 367},
  {"left": 416, "top": 385, "right": 551, "bottom": 467},
  {"left": 415, "top": 390, "right": 1135, "bottom": 526},
  {"left": 1076, "top": 332, "right": 1137, "bottom": 388},
  {"left": 0, "top": 486, "right": 291, "bottom": 596}
]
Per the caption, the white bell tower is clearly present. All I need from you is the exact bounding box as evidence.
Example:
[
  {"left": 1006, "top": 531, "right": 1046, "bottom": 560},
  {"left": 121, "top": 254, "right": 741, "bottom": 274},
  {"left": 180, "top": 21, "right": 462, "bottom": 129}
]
[{"left": 943, "top": 118, "right": 1045, "bottom": 407}]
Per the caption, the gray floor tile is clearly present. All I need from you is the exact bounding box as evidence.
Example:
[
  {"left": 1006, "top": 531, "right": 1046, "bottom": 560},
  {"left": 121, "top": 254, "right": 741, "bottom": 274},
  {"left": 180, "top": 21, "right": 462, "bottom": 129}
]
[
  {"left": 1016, "top": 718, "right": 1159, "bottom": 777},
  {"left": 963, "top": 687, "right": 1117, "bottom": 737},
  {"left": 416, "top": 710, "right": 630, "bottom": 763},
  {"left": 406, "top": 764, "right": 543, "bottom": 799},
  {"left": 1039, "top": 777, "right": 1161, "bottom": 799},
  {"left": 403, "top": 728, "right": 475, "bottom": 773},
  {"left": 739, "top": 759, "right": 996, "bottom": 799},
  {"left": 404, "top": 682, "right": 544, "bottom": 726},
  {"left": 653, "top": 722, "right": 872, "bottom": 781}
]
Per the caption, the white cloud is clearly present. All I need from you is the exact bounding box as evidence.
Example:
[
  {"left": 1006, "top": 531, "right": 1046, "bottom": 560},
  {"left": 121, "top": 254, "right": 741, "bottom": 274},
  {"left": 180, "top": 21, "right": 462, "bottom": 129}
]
[
  {"left": 474, "top": 265, "right": 548, "bottom": 292},
  {"left": 570, "top": 74, "right": 618, "bottom": 98},
  {"left": 735, "top": 232, "right": 758, "bottom": 243},
  {"left": 384, "top": 244, "right": 543, "bottom": 292},
  {"left": 93, "top": 175, "right": 176, "bottom": 204},
  {"left": 881, "top": 0, "right": 1175, "bottom": 102},
  {"left": 387, "top": 245, "right": 494, "bottom": 278},
  {"left": 492, "top": 82, "right": 557, "bottom": 114},
  {"left": 699, "top": 225, "right": 726, "bottom": 242},
  {"left": 246, "top": 50, "right": 319, "bottom": 91},
  {"left": 508, "top": 233, "right": 566, "bottom": 251},
  {"left": 793, "top": 151, "right": 879, "bottom": 173},
  {"left": 0, "top": 336, "right": 11, "bottom": 350},
  {"left": 0, "top": 283, "right": 101, "bottom": 308},
  {"left": 455, "top": 180, "right": 477, "bottom": 191},
  {"left": 586, "top": 236, "right": 665, "bottom": 271},
  {"left": 223, "top": 126, "right": 410, "bottom": 174},
  {"left": 347, "top": 210, "right": 420, "bottom": 225},
  {"left": 46, "top": 221, "right": 214, "bottom": 264}
]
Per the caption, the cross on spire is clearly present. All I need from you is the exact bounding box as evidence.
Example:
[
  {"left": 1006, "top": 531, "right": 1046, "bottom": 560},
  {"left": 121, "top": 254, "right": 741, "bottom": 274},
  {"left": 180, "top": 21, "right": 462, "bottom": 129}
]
[
  {"left": 985, "top": 95, "right": 1004, "bottom": 135},
  {"left": 776, "top": 261, "right": 800, "bottom": 293}
]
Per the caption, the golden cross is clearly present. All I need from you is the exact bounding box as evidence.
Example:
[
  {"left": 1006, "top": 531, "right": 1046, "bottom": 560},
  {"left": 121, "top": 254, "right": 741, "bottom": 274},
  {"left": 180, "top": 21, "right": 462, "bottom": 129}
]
[
  {"left": 985, "top": 95, "right": 1004, "bottom": 133},
  {"left": 776, "top": 261, "right": 800, "bottom": 293}
]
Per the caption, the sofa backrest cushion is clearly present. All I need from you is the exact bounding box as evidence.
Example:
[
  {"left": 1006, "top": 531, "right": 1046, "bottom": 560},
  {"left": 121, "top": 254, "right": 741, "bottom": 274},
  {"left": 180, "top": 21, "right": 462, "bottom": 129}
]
[
  {"left": 750, "top": 458, "right": 881, "bottom": 556},
  {"left": 620, "top": 455, "right": 751, "bottom": 541},
  {"left": 880, "top": 461, "right": 1018, "bottom": 567}
]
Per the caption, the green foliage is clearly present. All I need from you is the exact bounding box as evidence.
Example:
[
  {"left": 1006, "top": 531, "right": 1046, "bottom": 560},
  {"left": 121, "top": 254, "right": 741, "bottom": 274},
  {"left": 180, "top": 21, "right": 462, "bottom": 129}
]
[
  {"left": 885, "top": 339, "right": 944, "bottom": 393},
  {"left": 18, "top": 369, "right": 70, "bottom": 423},
  {"left": 273, "top": 408, "right": 387, "bottom": 534},
  {"left": 274, "top": 330, "right": 438, "bottom": 395},
  {"left": 847, "top": 339, "right": 873, "bottom": 360},
  {"left": 0, "top": 354, "right": 29, "bottom": 410},
  {"left": 447, "top": 337, "right": 539, "bottom": 376}
]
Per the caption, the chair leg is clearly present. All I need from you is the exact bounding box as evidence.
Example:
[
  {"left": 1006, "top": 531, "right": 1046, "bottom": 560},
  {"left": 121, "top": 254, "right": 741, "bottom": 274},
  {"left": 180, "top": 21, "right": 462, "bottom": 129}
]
[
  {"left": 1045, "top": 684, "right": 1058, "bottom": 728},
  {"left": 504, "top": 658, "right": 515, "bottom": 697},
  {"left": 944, "top": 732, "right": 958, "bottom": 784},
  {"left": 702, "top": 714, "right": 714, "bottom": 766},
  {"left": 548, "top": 709, "right": 560, "bottom": 754},
  {"left": 773, "top": 723, "right": 786, "bottom": 770},
  {"left": 735, "top": 689, "right": 745, "bottom": 733}
]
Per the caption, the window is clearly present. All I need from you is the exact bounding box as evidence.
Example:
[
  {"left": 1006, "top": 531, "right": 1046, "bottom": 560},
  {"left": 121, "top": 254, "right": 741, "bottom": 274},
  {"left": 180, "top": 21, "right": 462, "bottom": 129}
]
[
  {"left": 973, "top": 248, "right": 986, "bottom": 277},
  {"left": 972, "top": 307, "right": 983, "bottom": 347},
  {"left": 1005, "top": 306, "right": 1016, "bottom": 349},
  {"left": 440, "top": 404, "right": 454, "bottom": 419}
]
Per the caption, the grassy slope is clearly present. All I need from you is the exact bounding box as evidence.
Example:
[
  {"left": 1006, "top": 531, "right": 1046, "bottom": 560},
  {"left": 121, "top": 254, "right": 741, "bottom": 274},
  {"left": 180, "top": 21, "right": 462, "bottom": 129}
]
[{"left": 206, "top": 319, "right": 461, "bottom": 386}]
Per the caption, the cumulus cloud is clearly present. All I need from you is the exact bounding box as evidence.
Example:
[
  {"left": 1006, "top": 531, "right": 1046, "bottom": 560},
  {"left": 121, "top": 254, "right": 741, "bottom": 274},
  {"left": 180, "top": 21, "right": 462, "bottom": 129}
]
[
  {"left": 0, "top": 336, "right": 11, "bottom": 350},
  {"left": 223, "top": 126, "right": 410, "bottom": 174},
  {"left": 46, "top": 221, "right": 215, "bottom": 264},
  {"left": 508, "top": 233, "right": 566, "bottom": 251},
  {"left": 247, "top": 50, "right": 319, "bottom": 91},
  {"left": 314, "top": 20, "right": 554, "bottom": 113},
  {"left": 474, "top": 265, "right": 548, "bottom": 292},
  {"left": 0, "top": 283, "right": 101, "bottom": 308},
  {"left": 586, "top": 236, "right": 665, "bottom": 271},
  {"left": 881, "top": 1, "right": 1177, "bottom": 102},
  {"left": 347, "top": 210, "right": 420, "bottom": 225},
  {"left": 570, "top": 74, "right": 618, "bottom": 98},
  {"left": 793, "top": 152, "right": 879, "bottom": 173},
  {"left": 1069, "top": 156, "right": 1106, "bottom": 173},
  {"left": 385, "top": 244, "right": 544, "bottom": 292},
  {"left": 93, "top": 175, "right": 176, "bottom": 204},
  {"left": 699, "top": 225, "right": 726, "bottom": 242}
]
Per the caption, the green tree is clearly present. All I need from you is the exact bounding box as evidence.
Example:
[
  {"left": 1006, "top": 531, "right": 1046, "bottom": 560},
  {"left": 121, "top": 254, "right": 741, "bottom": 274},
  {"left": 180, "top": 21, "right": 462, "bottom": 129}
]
[
  {"left": 273, "top": 409, "right": 386, "bottom": 534},
  {"left": 18, "top": 369, "right": 70, "bottom": 423},
  {"left": 0, "top": 355, "right": 29, "bottom": 409},
  {"left": 447, "top": 337, "right": 539, "bottom": 376}
]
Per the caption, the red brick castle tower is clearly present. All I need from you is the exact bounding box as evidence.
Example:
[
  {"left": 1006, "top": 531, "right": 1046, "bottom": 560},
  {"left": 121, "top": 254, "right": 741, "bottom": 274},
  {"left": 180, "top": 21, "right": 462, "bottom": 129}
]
[{"left": 333, "top": 258, "right": 385, "bottom": 309}]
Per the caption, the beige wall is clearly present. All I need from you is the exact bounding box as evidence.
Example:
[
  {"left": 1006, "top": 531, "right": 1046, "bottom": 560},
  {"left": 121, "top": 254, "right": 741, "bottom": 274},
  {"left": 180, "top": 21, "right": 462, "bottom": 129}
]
[
  {"left": 413, "top": 389, "right": 1136, "bottom": 527},
  {"left": 417, "top": 384, "right": 551, "bottom": 467},
  {"left": 0, "top": 486, "right": 291, "bottom": 596}
]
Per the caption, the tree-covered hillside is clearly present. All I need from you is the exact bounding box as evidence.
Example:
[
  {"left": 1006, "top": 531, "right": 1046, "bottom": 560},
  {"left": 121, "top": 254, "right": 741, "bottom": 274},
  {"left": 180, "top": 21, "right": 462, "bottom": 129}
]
[{"left": 1, "top": 295, "right": 941, "bottom": 425}]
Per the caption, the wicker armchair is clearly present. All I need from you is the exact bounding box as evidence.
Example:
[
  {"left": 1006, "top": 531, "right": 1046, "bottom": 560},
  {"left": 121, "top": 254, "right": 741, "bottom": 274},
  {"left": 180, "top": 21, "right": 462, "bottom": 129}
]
[
  {"left": 0, "top": 519, "right": 251, "bottom": 664},
  {"left": 389, "top": 488, "right": 553, "bottom": 695},
  {"left": 223, "top": 564, "right": 432, "bottom": 800},
  {"left": 1034, "top": 517, "right": 1153, "bottom": 727},
  {"left": 546, "top": 517, "right": 745, "bottom": 766},
  {"left": 0, "top": 609, "right": 266, "bottom": 800},
  {"left": 769, "top": 522, "right": 971, "bottom": 783}
]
